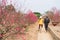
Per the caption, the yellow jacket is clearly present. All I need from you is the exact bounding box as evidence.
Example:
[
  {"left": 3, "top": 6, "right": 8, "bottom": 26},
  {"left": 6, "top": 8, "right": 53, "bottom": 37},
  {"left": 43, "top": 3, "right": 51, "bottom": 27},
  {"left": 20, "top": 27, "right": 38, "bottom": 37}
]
[{"left": 38, "top": 18, "right": 44, "bottom": 24}]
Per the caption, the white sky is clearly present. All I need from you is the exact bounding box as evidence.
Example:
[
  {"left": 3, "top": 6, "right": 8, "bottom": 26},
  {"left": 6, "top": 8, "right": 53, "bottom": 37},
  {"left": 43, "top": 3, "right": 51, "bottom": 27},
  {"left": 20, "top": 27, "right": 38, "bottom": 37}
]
[{"left": 6, "top": 0, "right": 60, "bottom": 14}]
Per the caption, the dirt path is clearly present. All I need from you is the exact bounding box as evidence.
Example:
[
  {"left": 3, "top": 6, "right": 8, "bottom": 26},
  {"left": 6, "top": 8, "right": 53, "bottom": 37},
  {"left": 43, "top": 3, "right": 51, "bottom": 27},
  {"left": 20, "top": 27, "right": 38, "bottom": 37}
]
[
  {"left": 26, "top": 22, "right": 54, "bottom": 40},
  {"left": 37, "top": 24, "right": 53, "bottom": 40},
  {"left": 26, "top": 22, "right": 38, "bottom": 40},
  {"left": 38, "top": 31, "right": 53, "bottom": 40}
]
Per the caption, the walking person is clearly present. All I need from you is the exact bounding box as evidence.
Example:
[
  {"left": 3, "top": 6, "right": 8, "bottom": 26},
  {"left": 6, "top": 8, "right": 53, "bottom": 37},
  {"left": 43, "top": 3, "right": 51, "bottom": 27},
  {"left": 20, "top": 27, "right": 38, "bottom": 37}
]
[
  {"left": 38, "top": 16, "right": 44, "bottom": 32},
  {"left": 44, "top": 16, "right": 50, "bottom": 32}
]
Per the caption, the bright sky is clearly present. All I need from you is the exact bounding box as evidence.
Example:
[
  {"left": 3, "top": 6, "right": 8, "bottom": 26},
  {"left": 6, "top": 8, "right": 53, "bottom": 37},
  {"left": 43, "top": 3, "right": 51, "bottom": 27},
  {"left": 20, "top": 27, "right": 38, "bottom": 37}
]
[{"left": 6, "top": 0, "right": 60, "bottom": 14}]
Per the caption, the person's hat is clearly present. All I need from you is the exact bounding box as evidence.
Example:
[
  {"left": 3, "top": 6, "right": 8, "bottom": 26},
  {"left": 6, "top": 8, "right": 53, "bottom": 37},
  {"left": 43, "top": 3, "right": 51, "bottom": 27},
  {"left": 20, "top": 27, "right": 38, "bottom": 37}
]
[{"left": 40, "top": 16, "right": 42, "bottom": 18}]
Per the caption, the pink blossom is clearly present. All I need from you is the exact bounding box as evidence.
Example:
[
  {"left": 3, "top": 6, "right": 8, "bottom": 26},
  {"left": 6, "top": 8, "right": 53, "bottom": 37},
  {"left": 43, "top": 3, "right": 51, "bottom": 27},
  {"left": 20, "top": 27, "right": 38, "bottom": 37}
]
[
  {"left": 0, "top": 34, "right": 3, "bottom": 38},
  {"left": 21, "top": 35, "right": 26, "bottom": 40},
  {"left": 15, "top": 27, "right": 21, "bottom": 31}
]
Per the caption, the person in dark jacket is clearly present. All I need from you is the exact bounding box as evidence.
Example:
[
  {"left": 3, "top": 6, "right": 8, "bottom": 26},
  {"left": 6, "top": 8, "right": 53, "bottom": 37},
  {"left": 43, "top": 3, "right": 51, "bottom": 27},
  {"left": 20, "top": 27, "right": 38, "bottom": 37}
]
[{"left": 44, "top": 16, "right": 50, "bottom": 32}]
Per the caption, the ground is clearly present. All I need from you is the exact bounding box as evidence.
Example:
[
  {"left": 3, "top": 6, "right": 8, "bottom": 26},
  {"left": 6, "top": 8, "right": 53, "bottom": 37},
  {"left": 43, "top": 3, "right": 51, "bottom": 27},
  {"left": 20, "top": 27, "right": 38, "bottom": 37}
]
[
  {"left": 26, "top": 22, "right": 54, "bottom": 40},
  {"left": 38, "top": 32, "right": 53, "bottom": 40},
  {"left": 3, "top": 22, "right": 60, "bottom": 40}
]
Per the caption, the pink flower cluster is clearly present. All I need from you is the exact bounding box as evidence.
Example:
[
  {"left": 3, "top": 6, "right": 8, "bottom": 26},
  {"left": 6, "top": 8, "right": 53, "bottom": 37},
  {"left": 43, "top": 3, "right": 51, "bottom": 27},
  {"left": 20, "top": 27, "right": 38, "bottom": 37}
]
[
  {"left": 53, "top": 10, "right": 60, "bottom": 22},
  {"left": 0, "top": 5, "right": 38, "bottom": 40},
  {"left": 25, "top": 11, "right": 38, "bottom": 24}
]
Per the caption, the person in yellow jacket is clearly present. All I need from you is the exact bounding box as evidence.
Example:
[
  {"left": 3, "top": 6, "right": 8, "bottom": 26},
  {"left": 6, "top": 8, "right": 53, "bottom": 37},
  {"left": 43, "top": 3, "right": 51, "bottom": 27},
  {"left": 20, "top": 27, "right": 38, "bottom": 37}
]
[{"left": 38, "top": 16, "right": 44, "bottom": 31}]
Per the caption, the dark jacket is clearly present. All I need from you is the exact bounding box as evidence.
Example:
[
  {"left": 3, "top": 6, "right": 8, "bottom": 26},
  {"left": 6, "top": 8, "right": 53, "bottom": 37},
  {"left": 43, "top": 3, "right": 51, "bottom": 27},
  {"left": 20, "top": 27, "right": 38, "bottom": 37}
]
[{"left": 44, "top": 17, "right": 50, "bottom": 24}]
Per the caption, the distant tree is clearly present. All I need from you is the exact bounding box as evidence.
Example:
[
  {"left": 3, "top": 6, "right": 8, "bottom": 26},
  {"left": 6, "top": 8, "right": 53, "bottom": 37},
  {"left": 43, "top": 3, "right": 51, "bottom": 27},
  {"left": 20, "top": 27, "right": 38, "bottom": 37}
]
[
  {"left": 5, "top": 4, "right": 15, "bottom": 12},
  {"left": 25, "top": 11, "right": 38, "bottom": 24},
  {"left": 51, "top": 7, "right": 60, "bottom": 26},
  {"left": 53, "top": 10, "right": 60, "bottom": 22},
  {"left": 45, "top": 11, "right": 54, "bottom": 20},
  {"left": 34, "top": 12, "right": 41, "bottom": 18}
]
